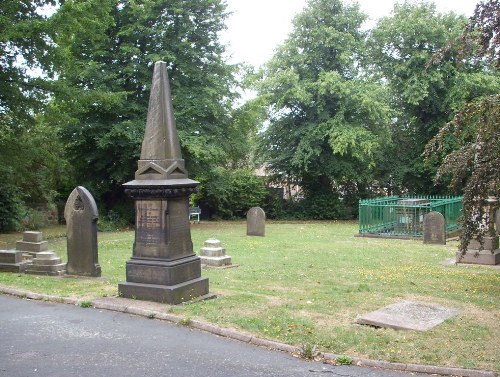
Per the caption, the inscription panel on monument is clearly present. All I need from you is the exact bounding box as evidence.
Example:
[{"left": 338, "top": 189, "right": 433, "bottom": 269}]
[{"left": 136, "top": 200, "right": 166, "bottom": 246}]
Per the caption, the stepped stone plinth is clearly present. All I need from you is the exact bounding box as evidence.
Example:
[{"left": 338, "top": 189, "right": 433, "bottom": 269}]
[
  {"left": 199, "top": 239, "right": 232, "bottom": 267},
  {"left": 24, "top": 251, "right": 66, "bottom": 276},
  {"left": 0, "top": 250, "right": 28, "bottom": 273},
  {"left": 16, "top": 231, "right": 48, "bottom": 257}
]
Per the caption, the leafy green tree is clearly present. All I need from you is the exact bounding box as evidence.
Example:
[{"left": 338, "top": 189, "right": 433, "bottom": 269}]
[
  {"left": 425, "top": 0, "right": 500, "bottom": 256},
  {"left": 369, "top": 1, "right": 499, "bottom": 194},
  {"left": 255, "top": 0, "right": 391, "bottom": 218},
  {"left": 47, "top": 0, "right": 238, "bottom": 214},
  {"left": 0, "top": 0, "right": 69, "bottom": 230}
]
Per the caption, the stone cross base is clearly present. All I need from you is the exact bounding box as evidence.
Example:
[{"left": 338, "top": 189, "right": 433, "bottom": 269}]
[
  {"left": 15, "top": 231, "right": 49, "bottom": 256},
  {"left": 24, "top": 251, "right": 66, "bottom": 276},
  {"left": 199, "top": 239, "right": 232, "bottom": 267},
  {"left": 0, "top": 250, "right": 28, "bottom": 273}
]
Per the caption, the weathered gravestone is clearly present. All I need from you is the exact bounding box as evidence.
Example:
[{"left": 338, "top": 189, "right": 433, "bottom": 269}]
[
  {"left": 247, "top": 207, "right": 265, "bottom": 237},
  {"left": 199, "top": 239, "right": 232, "bottom": 267},
  {"left": 423, "top": 211, "right": 446, "bottom": 245},
  {"left": 64, "top": 186, "right": 101, "bottom": 277},
  {"left": 119, "top": 61, "right": 209, "bottom": 304}
]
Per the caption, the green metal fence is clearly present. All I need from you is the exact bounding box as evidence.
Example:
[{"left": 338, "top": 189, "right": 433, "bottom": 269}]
[{"left": 358, "top": 195, "right": 463, "bottom": 238}]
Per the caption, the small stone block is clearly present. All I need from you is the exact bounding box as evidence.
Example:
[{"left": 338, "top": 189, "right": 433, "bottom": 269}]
[
  {"left": 204, "top": 239, "right": 221, "bottom": 248},
  {"left": 25, "top": 263, "right": 66, "bottom": 275},
  {"left": 200, "top": 255, "right": 232, "bottom": 267},
  {"left": 35, "top": 251, "right": 58, "bottom": 260},
  {"left": 0, "top": 262, "right": 27, "bottom": 273},
  {"left": 16, "top": 240, "right": 48, "bottom": 253},
  {"left": 356, "top": 300, "right": 459, "bottom": 331},
  {"left": 33, "top": 258, "right": 63, "bottom": 266},
  {"left": 457, "top": 249, "right": 500, "bottom": 265},
  {"left": 23, "top": 231, "right": 43, "bottom": 243},
  {"left": 0, "top": 250, "right": 23, "bottom": 264},
  {"left": 200, "top": 247, "right": 226, "bottom": 257}
]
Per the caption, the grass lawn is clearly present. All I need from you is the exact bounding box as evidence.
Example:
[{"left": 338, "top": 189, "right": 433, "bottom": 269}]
[{"left": 0, "top": 221, "right": 498, "bottom": 371}]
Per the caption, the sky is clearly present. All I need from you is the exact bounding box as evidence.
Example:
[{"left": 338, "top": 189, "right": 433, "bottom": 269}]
[{"left": 220, "top": 0, "right": 479, "bottom": 68}]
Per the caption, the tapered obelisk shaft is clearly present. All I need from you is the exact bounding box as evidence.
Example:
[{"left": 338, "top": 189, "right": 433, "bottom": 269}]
[{"left": 140, "top": 61, "right": 182, "bottom": 161}]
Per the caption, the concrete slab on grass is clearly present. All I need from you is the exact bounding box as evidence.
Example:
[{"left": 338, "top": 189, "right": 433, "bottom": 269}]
[{"left": 356, "top": 300, "right": 459, "bottom": 331}]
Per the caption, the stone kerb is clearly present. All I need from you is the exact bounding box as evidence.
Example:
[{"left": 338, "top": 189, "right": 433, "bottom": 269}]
[
  {"left": 247, "top": 207, "right": 265, "bottom": 237},
  {"left": 423, "top": 211, "right": 446, "bottom": 245},
  {"left": 64, "top": 186, "right": 101, "bottom": 277}
]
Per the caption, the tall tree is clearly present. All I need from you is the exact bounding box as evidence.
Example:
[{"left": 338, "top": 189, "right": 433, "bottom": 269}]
[
  {"left": 369, "top": 1, "right": 499, "bottom": 194},
  {"left": 255, "top": 0, "right": 391, "bottom": 218},
  {"left": 425, "top": 0, "right": 500, "bottom": 256},
  {"left": 47, "top": 0, "right": 238, "bottom": 213}
]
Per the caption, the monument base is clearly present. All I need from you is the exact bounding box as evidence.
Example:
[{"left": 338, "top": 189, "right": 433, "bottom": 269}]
[
  {"left": 118, "top": 276, "right": 209, "bottom": 304},
  {"left": 456, "top": 249, "right": 500, "bottom": 265}
]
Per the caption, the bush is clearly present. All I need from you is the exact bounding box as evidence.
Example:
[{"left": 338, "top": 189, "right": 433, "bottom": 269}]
[
  {"left": 196, "top": 168, "right": 269, "bottom": 219},
  {"left": 0, "top": 183, "right": 23, "bottom": 231}
]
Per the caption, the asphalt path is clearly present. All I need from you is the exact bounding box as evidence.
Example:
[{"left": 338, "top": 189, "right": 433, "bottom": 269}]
[{"left": 0, "top": 294, "right": 435, "bottom": 377}]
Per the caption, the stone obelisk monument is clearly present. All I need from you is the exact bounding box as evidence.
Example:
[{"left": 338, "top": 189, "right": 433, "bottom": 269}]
[{"left": 118, "top": 61, "right": 209, "bottom": 304}]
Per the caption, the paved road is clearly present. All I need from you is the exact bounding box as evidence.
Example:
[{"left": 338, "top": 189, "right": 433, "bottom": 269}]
[{"left": 0, "top": 294, "right": 433, "bottom": 377}]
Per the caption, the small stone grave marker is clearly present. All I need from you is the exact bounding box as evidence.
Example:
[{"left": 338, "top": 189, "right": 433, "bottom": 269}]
[
  {"left": 64, "top": 186, "right": 101, "bottom": 277},
  {"left": 199, "top": 239, "right": 232, "bottom": 267},
  {"left": 423, "top": 211, "right": 446, "bottom": 245},
  {"left": 356, "top": 300, "right": 459, "bottom": 331},
  {"left": 247, "top": 207, "right": 265, "bottom": 237},
  {"left": 16, "top": 231, "right": 48, "bottom": 257},
  {"left": 25, "top": 251, "right": 66, "bottom": 276}
]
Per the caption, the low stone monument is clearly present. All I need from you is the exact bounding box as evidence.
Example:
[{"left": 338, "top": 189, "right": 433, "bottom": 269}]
[
  {"left": 356, "top": 300, "right": 459, "bottom": 331},
  {"left": 24, "top": 251, "right": 66, "bottom": 276},
  {"left": 423, "top": 211, "right": 446, "bottom": 245},
  {"left": 16, "top": 231, "right": 48, "bottom": 257},
  {"left": 64, "top": 186, "right": 101, "bottom": 277},
  {"left": 247, "top": 207, "right": 265, "bottom": 237},
  {"left": 458, "top": 197, "right": 500, "bottom": 265},
  {"left": 0, "top": 250, "right": 27, "bottom": 273},
  {"left": 119, "top": 61, "right": 209, "bottom": 304},
  {"left": 199, "top": 239, "right": 232, "bottom": 267}
]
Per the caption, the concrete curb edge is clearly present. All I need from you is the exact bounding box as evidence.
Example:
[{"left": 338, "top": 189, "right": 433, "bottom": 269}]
[{"left": 0, "top": 285, "right": 497, "bottom": 377}]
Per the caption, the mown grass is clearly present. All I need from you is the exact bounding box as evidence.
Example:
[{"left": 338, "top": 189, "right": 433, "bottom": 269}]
[{"left": 0, "top": 221, "right": 498, "bottom": 371}]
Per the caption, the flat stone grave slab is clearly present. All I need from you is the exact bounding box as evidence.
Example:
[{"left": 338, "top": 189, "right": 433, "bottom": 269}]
[{"left": 356, "top": 300, "right": 459, "bottom": 331}]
